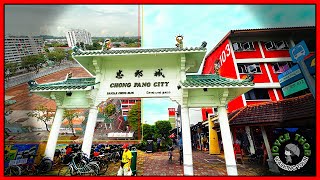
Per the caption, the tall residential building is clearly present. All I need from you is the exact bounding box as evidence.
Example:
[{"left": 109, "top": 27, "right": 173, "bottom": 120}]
[
  {"left": 65, "top": 29, "right": 93, "bottom": 47},
  {"left": 202, "top": 26, "right": 315, "bottom": 114},
  {"left": 5, "top": 35, "right": 45, "bottom": 63}
]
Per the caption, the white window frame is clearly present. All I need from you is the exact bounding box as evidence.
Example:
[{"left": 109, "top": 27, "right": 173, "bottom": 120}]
[
  {"left": 265, "top": 41, "right": 290, "bottom": 51},
  {"left": 272, "top": 62, "right": 293, "bottom": 74},
  {"left": 238, "top": 63, "right": 262, "bottom": 74},
  {"left": 232, "top": 42, "right": 256, "bottom": 52}
]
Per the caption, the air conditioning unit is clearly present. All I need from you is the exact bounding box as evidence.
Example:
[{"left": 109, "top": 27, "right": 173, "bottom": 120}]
[
  {"left": 247, "top": 64, "right": 258, "bottom": 73},
  {"left": 232, "top": 42, "right": 242, "bottom": 51},
  {"left": 265, "top": 41, "right": 274, "bottom": 50},
  {"left": 242, "top": 42, "right": 252, "bottom": 51}
]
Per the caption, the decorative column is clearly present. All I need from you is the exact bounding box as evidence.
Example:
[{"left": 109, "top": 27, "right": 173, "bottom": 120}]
[
  {"left": 44, "top": 108, "right": 64, "bottom": 160},
  {"left": 181, "top": 106, "right": 194, "bottom": 176},
  {"left": 261, "top": 126, "right": 280, "bottom": 173},
  {"left": 208, "top": 115, "right": 220, "bottom": 155},
  {"left": 82, "top": 107, "right": 98, "bottom": 156},
  {"left": 245, "top": 126, "right": 255, "bottom": 155},
  {"left": 218, "top": 105, "right": 238, "bottom": 175}
]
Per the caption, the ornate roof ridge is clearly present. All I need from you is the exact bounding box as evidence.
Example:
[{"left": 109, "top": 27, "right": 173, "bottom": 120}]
[
  {"left": 182, "top": 74, "right": 254, "bottom": 87},
  {"left": 73, "top": 46, "right": 207, "bottom": 56}
]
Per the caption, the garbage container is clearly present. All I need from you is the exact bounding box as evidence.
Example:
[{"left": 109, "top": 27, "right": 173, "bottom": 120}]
[
  {"left": 146, "top": 140, "right": 153, "bottom": 153},
  {"left": 130, "top": 147, "right": 137, "bottom": 176}
]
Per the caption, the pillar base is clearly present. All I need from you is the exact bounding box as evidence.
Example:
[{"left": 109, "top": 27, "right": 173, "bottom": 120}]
[
  {"left": 267, "top": 159, "right": 280, "bottom": 173},
  {"left": 226, "top": 164, "right": 238, "bottom": 176}
]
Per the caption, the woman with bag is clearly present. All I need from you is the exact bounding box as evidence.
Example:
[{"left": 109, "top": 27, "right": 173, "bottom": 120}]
[{"left": 117, "top": 144, "right": 132, "bottom": 176}]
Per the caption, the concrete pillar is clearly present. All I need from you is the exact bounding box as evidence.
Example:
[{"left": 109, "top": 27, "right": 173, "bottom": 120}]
[
  {"left": 82, "top": 107, "right": 98, "bottom": 156},
  {"left": 209, "top": 116, "right": 220, "bottom": 155},
  {"left": 218, "top": 106, "right": 238, "bottom": 176},
  {"left": 181, "top": 106, "right": 193, "bottom": 175},
  {"left": 245, "top": 126, "right": 255, "bottom": 155},
  {"left": 44, "top": 108, "right": 64, "bottom": 160},
  {"left": 261, "top": 126, "right": 280, "bottom": 173}
]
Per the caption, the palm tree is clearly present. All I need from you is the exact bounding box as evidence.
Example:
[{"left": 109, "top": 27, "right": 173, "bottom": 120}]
[{"left": 63, "top": 110, "right": 79, "bottom": 137}]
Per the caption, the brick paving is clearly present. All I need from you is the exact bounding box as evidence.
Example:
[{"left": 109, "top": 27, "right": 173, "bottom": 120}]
[{"left": 47, "top": 149, "right": 271, "bottom": 176}]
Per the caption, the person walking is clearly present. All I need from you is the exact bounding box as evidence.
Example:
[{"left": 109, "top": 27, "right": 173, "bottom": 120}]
[{"left": 117, "top": 144, "right": 132, "bottom": 176}]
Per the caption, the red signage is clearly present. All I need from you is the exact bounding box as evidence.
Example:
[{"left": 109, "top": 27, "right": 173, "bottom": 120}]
[{"left": 168, "top": 108, "right": 175, "bottom": 117}]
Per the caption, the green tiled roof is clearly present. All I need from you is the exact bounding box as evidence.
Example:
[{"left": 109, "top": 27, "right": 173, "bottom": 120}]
[
  {"left": 73, "top": 47, "right": 206, "bottom": 56},
  {"left": 29, "top": 78, "right": 98, "bottom": 91},
  {"left": 181, "top": 74, "right": 254, "bottom": 87}
]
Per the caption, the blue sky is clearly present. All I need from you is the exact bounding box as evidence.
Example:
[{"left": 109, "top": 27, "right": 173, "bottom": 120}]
[{"left": 141, "top": 5, "right": 315, "bottom": 125}]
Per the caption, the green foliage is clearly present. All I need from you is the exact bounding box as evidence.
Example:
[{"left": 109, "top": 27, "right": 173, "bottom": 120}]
[
  {"left": 27, "top": 105, "right": 55, "bottom": 132},
  {"left": 104, "top": 103, "right": 116, "bottom": 116},
  {"left": 5, "top": 62, "right": 18, "bottom": 78},
  {"left": 127, "top": 102, "right": 141, "bottom": 132},
  {"left": 63, "top": 110, "right": 79, "bottom": 137},
  {"left": 47, "top": 48, "right": 66, "bottom": 65},
  {"left": 155, "top": 120, "right": 172, "bottom": 138},
  {"left": 21, "top": 54, "right": 46, "bottom": 72},
  {"left": 142, "top": 124, "right": 154, "bottom": 140}
]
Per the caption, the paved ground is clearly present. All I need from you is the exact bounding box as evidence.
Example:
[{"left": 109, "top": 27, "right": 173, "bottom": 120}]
[{"left": 45, "top": 148, "right": 271, "bottom": 176}]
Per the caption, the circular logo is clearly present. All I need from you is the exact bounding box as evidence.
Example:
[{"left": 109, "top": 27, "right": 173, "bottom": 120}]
[{"left": 272, "top": 133, "right": 311, "bottom": 172}]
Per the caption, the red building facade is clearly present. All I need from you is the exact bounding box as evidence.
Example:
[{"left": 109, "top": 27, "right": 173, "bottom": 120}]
[{"left": 202, "top": 26, "right": 315, "bottom": 113}]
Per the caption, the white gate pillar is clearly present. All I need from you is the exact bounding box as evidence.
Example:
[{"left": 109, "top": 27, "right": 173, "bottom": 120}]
[
  {"left": 82, "top": 106, "right": 98, "bottom": 156},
  {"left": 245, "top": 126, "right": 255, "bottom": 155},
  {"left": 44, "top": 107, "right": 64, "bottom": 160},
  {"left": 181, "top": 106, "right": 194, "bottom": 176},
  {"left": 218, "top": 105, "right": 238, "bottom": 176},
  {"left": 261, "top": 126, "right": 280, "bottom": 173}
]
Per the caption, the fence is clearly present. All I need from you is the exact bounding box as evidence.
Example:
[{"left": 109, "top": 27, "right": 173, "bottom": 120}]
[{"left": 5, "top": 62, "right": 81, "bottom": 89}]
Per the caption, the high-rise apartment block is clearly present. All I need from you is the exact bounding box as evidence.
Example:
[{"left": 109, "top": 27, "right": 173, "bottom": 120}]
[
  {"left": 5, "top": 35, "right": 45, "bottom": 63},
  {"left": 65, "top": 29, "right": 93, "bottom": 47}
]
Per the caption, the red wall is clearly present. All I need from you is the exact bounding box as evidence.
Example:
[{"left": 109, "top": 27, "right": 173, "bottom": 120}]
[
  {"left": 260, "top": 42, "right": 290, "bottom": 58},
  {"left": 203, "top": 39, "right": 237, "bottom": 78},
  {"left": 234, "top": 42, "right": 263, "bottom": 59},
  {"left": 239, "top": 63, "right": 271, "bottom": 83},
  {"left": 227, "top": 96, "right": 244, "bottom": 113}
]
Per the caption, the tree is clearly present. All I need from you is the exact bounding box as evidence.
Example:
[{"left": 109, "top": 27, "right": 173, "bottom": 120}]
[
  {"left": 142, "top": 124, "right": 155, "bottom": 140},
  {"left": 63, "top": 110, "right": 79, "bottom": 137},
  {"left": 47, "top": 48, "right": 66, "bottom": 66},
  {"left": 127, "top": 102, "right": 141, "bottom": 139},
  {"left": 104, "top": 104, "right": 116, "bottom": 116},
  {"left": 27, "top": 105, "right": 55, "bottom": 132},
  {"left": 21, "top": 54, "right": 46, "bottom": 73},
  {"left": 4, "top": 62, "right": 18, "bottom": 81},
  {"left": 155, "top": 120, "right": 172, "bottom": 138}
]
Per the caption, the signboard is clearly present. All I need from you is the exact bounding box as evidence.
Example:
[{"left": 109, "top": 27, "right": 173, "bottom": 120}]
[
  {"left": 168, "top": 108, "right": 176, "bottom": 117},
  {"left": 282, "top": 78, "right": 308, "bottom": 97},
  {"left": 289, "top": 40, "right": 310, "bottom": 63},
  {"left": 304, "top": 55, "right": 316, "bottom": 75},
  {"left": 278, "top": 64, "right": 303, "bottom": 87}
]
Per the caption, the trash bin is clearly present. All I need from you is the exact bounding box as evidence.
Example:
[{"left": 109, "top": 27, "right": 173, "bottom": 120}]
[
  {"left": 130, "top": 147, "right": 137, "bottom": 176},
  {"left": 146, "top": 140, "right": 153, "bottom": 153}
]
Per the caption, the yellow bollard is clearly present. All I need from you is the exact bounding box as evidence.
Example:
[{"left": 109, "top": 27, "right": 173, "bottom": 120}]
[{"left": 209, "top": 117, "right": 220, "bottom": 155}]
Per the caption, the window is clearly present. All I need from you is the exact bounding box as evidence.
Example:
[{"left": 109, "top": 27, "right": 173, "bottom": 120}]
[
  {"left": 232, "top": 42, "right": 255, "bottom": 52},
  {"left": 264, "top": 41, "right": 289, "bottom": 51},
  {"left": 237, "top": 63, "right": 262, "bottom": 74},
  {"left": 244, "top": 89, "right": 270, "bottom": 100},
  {"left": 129, "top": 100, "right": 135, "bottom": 103},
  {"left": 272, "top": 62, "right": 294, "bottom": 73}
]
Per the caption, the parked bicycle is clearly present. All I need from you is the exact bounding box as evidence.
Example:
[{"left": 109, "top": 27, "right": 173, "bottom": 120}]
[
  {"left": 18, "top": 155, "right": 53, "bottom": 175},
  {"left": 58, "top": 152, "right": 100, "bottom": 176},
  {"left": 4, "top": 165, "right": 22, "bottom": 176}
]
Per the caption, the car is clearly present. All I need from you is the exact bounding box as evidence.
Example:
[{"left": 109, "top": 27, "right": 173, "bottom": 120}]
[{"left": 292, "top": 45, "right": 305, "bottom": 60}]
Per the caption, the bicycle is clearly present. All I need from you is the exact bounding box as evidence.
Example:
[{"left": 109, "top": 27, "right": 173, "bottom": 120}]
[
  {"left": 4, "top": 165, "right": 22, "bottom": 176},
  {"left": 58, "top": 152, "right": 100, "bottom": 176},
  {"left": 18, "top": 155, "right": 53, "bottom": 175}
]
